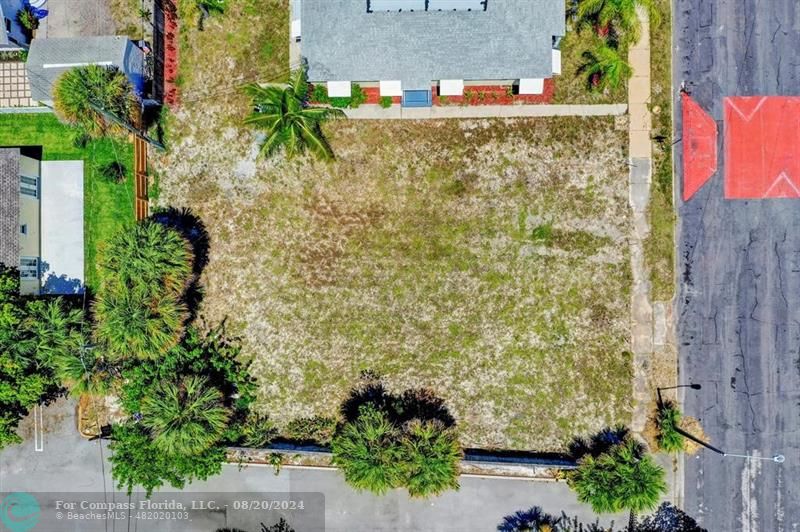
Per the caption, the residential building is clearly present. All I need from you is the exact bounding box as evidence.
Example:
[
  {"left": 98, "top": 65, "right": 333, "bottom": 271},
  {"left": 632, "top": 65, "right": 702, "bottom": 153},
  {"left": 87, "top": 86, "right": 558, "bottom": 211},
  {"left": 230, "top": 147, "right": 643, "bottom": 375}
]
[
  {"left": 26, "top": 35, "right": 146, "bottom": 106},
  {"left": 296, "top": 0, "right": 565, "bottom": 107},
  {"left": 0, "top": 147, "right": 84, "bottom": 295}
]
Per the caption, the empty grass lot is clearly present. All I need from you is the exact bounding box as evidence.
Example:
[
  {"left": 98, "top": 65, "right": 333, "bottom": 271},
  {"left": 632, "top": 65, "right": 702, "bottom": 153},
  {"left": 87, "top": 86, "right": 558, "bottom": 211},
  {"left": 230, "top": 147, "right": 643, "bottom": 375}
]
[
  {"left": 153, "top": 0, "right": 633, "bottom": 450},
  {"left": 0, "top": 113, "right": 134, "bottom": 290},
  {"left": 156, "top": 115, "right": 633, "bottom": 450}
]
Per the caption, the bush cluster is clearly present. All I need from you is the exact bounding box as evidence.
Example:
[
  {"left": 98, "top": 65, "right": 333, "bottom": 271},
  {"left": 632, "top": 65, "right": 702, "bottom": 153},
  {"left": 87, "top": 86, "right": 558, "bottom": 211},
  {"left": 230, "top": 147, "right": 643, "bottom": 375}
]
[{"left": 331, "top": 376, "right": 462, "bottom": 498}]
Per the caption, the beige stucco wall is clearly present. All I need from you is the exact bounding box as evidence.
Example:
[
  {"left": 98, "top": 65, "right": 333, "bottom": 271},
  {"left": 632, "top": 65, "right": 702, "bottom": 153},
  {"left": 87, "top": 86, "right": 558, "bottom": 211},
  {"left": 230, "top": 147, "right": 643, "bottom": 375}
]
[{"left": 18, "top": 154, "right": 40, "bottom": 295}]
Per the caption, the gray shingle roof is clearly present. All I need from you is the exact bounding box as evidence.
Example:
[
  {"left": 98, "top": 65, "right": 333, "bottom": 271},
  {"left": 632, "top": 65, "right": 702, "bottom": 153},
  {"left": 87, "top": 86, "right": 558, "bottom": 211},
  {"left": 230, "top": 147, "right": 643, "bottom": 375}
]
[
  {"left": 302, "top": 0, "right": 565, "bottom": 89},
  {"left": 0, "top": 148, "right": 20, "bottom": 270},
  {"left": 26, "top": 36, "right": 135, "bottom": 102}
]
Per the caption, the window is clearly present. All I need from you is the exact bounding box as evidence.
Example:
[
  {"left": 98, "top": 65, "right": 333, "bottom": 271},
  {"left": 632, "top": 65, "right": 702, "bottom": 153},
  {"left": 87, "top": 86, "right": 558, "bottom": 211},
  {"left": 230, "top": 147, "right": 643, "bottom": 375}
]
[
  {"left": 5, "top": 18, "right": 10, "bottom": 32},
  {"left": 20, "top": 175, "right": 38, "bottom": 198},
  {"left": 20, "top": 224, "right": 27, "bottom": 235},
  {"left": 20, "top": 257, "right": 39, "bottom": 280}
]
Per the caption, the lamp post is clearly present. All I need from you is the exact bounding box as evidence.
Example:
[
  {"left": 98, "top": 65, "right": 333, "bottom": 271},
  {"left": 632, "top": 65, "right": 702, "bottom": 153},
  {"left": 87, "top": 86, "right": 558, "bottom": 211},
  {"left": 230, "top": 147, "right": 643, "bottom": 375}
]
[{"left": 656, "top": 383, "right": 785, "bottom": 464}]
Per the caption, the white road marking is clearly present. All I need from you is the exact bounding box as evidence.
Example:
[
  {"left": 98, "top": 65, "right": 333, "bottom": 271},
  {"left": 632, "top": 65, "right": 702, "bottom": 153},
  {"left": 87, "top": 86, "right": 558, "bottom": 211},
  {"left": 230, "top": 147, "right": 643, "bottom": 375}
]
[
  {"left": 34, "top": 404, "right": 44, "bottom": 452},
  {"left": 740, "top": 449, "right": 762, "bottom": 532}
]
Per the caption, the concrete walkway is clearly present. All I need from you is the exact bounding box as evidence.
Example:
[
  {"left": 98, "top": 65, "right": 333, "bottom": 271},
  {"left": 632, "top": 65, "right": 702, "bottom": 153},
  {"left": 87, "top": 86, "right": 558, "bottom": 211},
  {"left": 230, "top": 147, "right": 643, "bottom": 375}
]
[
  {"left": 344, "top": 103, "right": 627, "bottom": 120},
  {"left": 626, "top": 6, "right": 683, "bottom": 509}
]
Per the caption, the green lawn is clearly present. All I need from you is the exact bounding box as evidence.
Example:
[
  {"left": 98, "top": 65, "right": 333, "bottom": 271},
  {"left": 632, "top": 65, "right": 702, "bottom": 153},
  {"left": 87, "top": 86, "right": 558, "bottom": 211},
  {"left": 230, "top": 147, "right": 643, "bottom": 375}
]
[
  {"left": 0, "top": 113, "right": 134, "bottom": 290},
  {"left": 644, "top": 0, "right": 675, "bottom": 301}
]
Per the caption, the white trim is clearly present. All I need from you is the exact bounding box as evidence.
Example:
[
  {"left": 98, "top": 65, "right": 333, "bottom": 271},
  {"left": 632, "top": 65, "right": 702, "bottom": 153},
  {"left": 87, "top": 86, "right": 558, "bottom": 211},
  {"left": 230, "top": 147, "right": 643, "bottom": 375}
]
[
  {"left": 439, "top": 79, "right": 464, "bottom": 96},
  {"left": 42, "top": 61, "right": 114, "bottom": 69},
  {"left": 519, "top": 78, "right": 544, "bottom": 95},
  {"left": 327, "top": 80, "right": 351, "bottom": 97},
  {"left": 379, "top": 80, "right": 402, "bottom": 97},
  {"left": 552, "top": 49, "right": 562, "bottom": 75}
]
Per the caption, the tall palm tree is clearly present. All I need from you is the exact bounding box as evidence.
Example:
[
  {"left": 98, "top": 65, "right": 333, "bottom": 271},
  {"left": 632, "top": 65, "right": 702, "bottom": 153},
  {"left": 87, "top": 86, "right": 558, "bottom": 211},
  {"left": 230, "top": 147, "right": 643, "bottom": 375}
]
[
  {"left": 243, "top": 68, "right": 345, "bottom": 161},
  {"left": 577, "top": 0, "right": 659, "bottom": 45},
  {"left": 93, "top": 284, "right": 188, "bottom": 360},
  {"left": 52, "top": 65, "right": 139, "bottom": 139},
  {"left": 140, "top": 375, "right": 231, "bottom": 455},
  {"left": 580, "top": 44, "right": 633, "bottom": 91}
]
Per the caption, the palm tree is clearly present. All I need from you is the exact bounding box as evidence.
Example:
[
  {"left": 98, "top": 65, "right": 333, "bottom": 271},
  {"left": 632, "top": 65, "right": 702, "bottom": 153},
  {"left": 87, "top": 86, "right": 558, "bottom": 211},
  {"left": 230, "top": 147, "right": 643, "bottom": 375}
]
[
  {"left": 655, "top": 401, "right": 684, "bottom": 453},
  {"left": 16, "top": 299, "right": 84, "bottom": 367},
  {"left": 52, "top": 65, "right": 139, "bottom": 139},
  {"left": 93, "top": 284, "right": 188, "bottom": 360},
  {"left": 140, "top": 375, "right": 231, "bottom": 455},
  {"left": 331, "top": 406, "right": 405, "bottom": 495},
  {"left": 568, "top": 438, "right": 666, "bottom": 515},
  {"left": 577, "top": 0, "right": 659, "bottom": 45},
  {"left": 400, "top": 420, "right": 462, "bottom": 498},
  {"left": 580, "top": 44, "right": 633, "bottom": 91},
  {"left": 243, "top": 67, "right": 345, "bottom": 161},
  {"left": 101, "top": 220, "right": 194, "bottom": 296}
]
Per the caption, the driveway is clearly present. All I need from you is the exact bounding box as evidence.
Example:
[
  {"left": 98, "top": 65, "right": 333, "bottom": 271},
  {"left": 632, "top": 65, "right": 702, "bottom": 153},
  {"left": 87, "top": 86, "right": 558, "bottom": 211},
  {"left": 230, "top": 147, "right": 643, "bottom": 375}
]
[
  {"left": 674, "top": 0, "right": 800, "bottom": 529},
  {"left": 0, "top": 400, "right": 624, "bottom": 532},
  {"left": 38, "top": 0, "right": 116, "bottom": 38}
]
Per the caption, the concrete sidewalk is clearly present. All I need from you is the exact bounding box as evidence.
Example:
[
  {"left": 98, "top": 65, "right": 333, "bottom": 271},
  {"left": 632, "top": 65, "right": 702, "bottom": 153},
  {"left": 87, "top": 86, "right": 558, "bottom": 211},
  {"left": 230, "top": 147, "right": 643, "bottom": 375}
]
[{"left": 344, "top": 103, "right": 627, "bottom": 120}]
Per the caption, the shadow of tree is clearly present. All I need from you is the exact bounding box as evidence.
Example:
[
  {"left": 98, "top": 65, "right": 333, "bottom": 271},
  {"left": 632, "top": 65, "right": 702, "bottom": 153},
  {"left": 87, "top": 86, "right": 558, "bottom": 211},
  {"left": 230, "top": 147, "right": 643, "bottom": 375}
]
[
  {"left": 497, "top": 506, "right": 614, "bottom": 532},
  {"left": 340, "top": 371, "right": 455, "bottom": 428},
  {"left": 150, "top": 207, "right": 210, "bottom": 319},
  {"left": 568, "top": 425, "right": 632, "bottom": 460}
]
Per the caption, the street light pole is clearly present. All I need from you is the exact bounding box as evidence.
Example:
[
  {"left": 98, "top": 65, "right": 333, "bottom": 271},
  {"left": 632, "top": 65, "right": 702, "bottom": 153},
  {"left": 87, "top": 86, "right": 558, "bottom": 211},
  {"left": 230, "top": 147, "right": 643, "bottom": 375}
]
[{"left": 657, "top": 383, "right": 785, "bottom": 465}]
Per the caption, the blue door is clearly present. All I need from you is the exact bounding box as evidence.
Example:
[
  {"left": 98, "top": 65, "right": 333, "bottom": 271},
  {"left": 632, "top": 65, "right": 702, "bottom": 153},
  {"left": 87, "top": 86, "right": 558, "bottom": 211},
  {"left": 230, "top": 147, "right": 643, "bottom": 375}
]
[{"left": 402, "top": 90, "right": 432, "bottom": 108}]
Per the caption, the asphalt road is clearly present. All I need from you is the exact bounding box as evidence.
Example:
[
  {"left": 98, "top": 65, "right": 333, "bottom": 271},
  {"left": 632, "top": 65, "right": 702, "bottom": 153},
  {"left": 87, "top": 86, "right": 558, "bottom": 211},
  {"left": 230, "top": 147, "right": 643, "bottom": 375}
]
[
  {"left": 675, "top": 0, "right": 800, "bottom": 530},
  {"left": 0, "top": 399, "right": 623, "bottom": 532}
]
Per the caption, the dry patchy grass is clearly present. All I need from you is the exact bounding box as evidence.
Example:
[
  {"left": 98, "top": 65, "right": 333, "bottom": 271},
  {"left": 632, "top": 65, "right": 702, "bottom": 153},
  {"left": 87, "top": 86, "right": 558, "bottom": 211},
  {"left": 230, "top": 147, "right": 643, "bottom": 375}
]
[
  {"left": 153, "top": 0, "right": 634, "bottom": 451},
  {"left": 155, "top": 114, "right": 633, "bottom": 450}
]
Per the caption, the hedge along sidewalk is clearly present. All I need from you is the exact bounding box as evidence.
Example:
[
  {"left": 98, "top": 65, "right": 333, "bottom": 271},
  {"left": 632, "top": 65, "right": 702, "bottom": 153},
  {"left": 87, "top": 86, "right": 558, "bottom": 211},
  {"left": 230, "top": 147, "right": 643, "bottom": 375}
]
[
  {"left": 342, "top": 103, "right": 628, "bottom": 120},
  {"left": 226, "top": 445, "right": 576, "bottom": 481}
]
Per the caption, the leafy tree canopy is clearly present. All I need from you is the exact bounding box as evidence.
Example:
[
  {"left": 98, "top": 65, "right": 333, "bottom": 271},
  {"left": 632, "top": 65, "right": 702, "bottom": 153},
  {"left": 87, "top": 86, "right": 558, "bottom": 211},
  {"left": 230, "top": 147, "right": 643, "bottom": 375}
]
[
  {"left": 568, "top": 438, "right": 666, "bottom": 514},
  {"left": 53, "top": 64, "right": 139, "bottom": 139},
  {"left": 244, "top": 67, "right": 345, "bottom": 161}
]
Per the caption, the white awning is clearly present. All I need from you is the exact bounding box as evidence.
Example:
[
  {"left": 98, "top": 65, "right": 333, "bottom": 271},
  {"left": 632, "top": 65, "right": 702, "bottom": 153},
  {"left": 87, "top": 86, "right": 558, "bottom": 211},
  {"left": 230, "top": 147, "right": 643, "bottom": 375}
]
[
  {"left": 552, "top": 49, "right": 562, "bottom": 75},
  {"left": 379, "top": 80, "right": 402, "bottom": 97},
  {"left": 327, "top": 80, "right": 351, "bottom": 97},
  {"left": 439, "top": 79, "right": 464, "bottom": 96},
  {"left": 519, "top": 78, "right": 544, "bottom": 95}
]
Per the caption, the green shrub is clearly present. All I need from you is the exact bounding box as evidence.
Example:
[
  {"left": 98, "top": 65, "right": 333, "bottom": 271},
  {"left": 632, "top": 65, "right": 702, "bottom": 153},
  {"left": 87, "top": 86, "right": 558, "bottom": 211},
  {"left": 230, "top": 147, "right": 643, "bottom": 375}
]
[
  {"left": 284, "top": 416, "right": 338, "bottom": 445},
  {"left": 379, "top": 96, "right": 393, "bottom": 108},
  {"left": 16, "top": 6, "right": 39, "bottom": 31},
  {"left": 311, "top": 84, "right": 329, "bottom": 104},
  {"left": 568, "top": 438, "right": 666, "bottom": 514},
  {"left": 236, "top": 413, "right": 277, "bottom": 447},
  {"left": 656, "top": 402, "right": 684, "bottom": 453},
  {"left": 331, "top": 406, "right": 405, "bottom": 495},
  {"left": 400, "top": 420, "right": 462, "bottom": 498},
  {"left": 100, "top": 161, "right": 128, "bottom": 184},
  {"left": 110, "top": 422, "right": 226, "bottom": 497},
  {"left": 140, "top": 375, "right": 231, "bottom": 455},
  {"left": 328, "top": 84, "right": 367, "bottom": 109}
]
